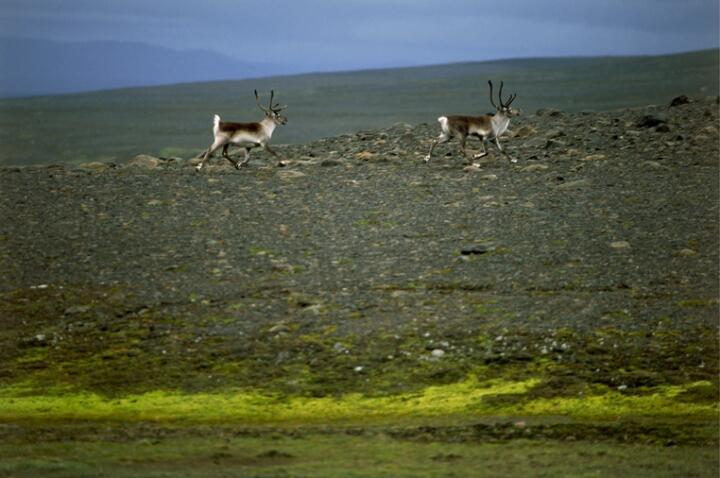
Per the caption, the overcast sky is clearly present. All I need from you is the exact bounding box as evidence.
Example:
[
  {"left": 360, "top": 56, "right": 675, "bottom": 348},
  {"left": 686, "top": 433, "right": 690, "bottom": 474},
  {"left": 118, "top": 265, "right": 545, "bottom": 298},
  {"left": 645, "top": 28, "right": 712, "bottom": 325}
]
[{"left": 1, "top": 0, "right": 718, "bottom": 71}]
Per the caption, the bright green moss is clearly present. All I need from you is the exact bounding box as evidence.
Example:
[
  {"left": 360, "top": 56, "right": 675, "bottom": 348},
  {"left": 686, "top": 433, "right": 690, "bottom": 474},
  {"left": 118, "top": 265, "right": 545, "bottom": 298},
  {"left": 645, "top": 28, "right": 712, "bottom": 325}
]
[{"left": 0, "top": 377, "right": 715, "bottom": 424}]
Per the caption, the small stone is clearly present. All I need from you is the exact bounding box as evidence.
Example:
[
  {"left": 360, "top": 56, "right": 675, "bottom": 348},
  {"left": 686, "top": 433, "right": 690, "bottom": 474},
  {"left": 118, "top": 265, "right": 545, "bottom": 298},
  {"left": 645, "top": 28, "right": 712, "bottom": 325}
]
[
  {"left": 481, "top": 174, "right": 498, "bottom": 181},
  {"left": 320, "top": 159, "right": 341, "bottom": 167},
  {"left": 461, "top": 244, "right": 491, "bottom": 255},
  {"left": 544, "top": 139, "right": 565, "bottom": 149},
  {"left": 556, "top": 179, "right": 590, "bottom": 189},
  {"left": 431, "top": 349, "right": 445, "bottom": 358},
  {"left": 128, "top": 154, "right": 161, "bottom": 169},
  {"left": 513, "top": 125, "right": 537, "bottom": 138},
  {"left": 636, "top": 113, "right": 666, "bottom": 128},
  {"left": 277, "top": 170, "right": 306, "bottom": 180},
  {"left": 545, "top": 129, "right": 566, "bottom": 139},
  {"left": 397, "top": 132, "right": 417, "bottom": 145},
  {"left": 669, "top": 95, "right": 690, "bottom": 107},
  {"left": 677, "top": 248, "right": 697, "bottom": 256},
  {"left": 536, "top": 108, "right": 563, "bottom": 117},
  {"left": 643, "top": 160, "right": 666, "bottom": 170},
  {"left": 582, "top": 154, "right": 606, "bottom": 161},
  {"left": 269, "top": 323, "right": 290, "bottom": 334},
  {"left": 78, "top": 161, "right": 111, "bottom": 171},
  {"left": 354, "top": 366, "right": 364, "bottom": 373},
  {"left": 355, "top": 151, "right": 376, "bottom": 161},
  {"left": 64, "top": 305, "right": 90, "bottom": 316},
  {"left": 617, "top": 384, "right": 628, "bottom": 391},
  {"left": 521, "top": 163, "right": 548, "bottom": 172},
  {"left": 610, "top": 241, "right": 631, "bottom": 249}
]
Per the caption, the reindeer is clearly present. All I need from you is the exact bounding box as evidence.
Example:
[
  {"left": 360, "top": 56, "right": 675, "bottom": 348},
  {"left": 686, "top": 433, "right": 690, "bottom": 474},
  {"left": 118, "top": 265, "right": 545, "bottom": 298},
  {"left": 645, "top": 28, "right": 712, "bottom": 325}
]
[
  {"left": 195, "top": 90, "right": 287, "bottom": 171},
  {"left": 425, "top": 81, "right": 519, "bottom": 164}
]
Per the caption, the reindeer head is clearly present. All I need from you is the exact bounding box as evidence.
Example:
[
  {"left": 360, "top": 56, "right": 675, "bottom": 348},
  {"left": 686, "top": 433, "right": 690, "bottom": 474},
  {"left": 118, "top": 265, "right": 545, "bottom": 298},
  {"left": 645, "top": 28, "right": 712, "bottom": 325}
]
[
  {"left": 488, "top": 81, "right": 519, "bottom": 117},
  {"left": 255, "top": 89, "right": 288, "bottom": 125}
]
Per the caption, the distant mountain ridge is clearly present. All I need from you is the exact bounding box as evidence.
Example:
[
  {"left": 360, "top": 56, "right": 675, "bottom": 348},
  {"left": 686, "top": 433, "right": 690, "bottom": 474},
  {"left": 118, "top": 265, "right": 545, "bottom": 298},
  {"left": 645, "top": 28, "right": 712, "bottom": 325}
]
[{"left": 0, "top": 37, "right": 287, "bottom": 98}]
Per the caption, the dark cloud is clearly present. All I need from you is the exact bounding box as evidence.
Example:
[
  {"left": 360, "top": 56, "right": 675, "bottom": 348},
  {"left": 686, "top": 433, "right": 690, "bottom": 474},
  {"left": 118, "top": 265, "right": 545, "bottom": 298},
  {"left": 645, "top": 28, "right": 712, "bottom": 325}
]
[{"left": 1, "top": 0, "right": 717, "bottom": 71}]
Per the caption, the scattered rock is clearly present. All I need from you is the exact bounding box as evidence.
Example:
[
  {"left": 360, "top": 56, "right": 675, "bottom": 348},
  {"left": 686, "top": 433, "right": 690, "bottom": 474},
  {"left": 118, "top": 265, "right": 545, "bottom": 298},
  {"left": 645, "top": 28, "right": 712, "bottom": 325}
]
[
  {"left": 21, "top": 334, "right": 49, "bottom": 347},
  {"left": 556, "top": 179, "right": 590, "bottom": 189},
  {"left": 128, "top": 155, "right": 161, "bottom": 169},
  {"left": 356, "top": 151, "right": 376, "bottom": 161},
  {"left": 642, "top": 160, "right": 667, "bottom": 170},
  {"left": 78, "top": 161, "right": 111, "bottom": 171},
  {"left": 676, "top": 248, "right": 697, "bottom": 257},
  {"left": 610, "top": 241, "right": 631, "bottom": 250},
  {"left": 269, "top": 323, "right": 291, "bottom": 334},
  {"left": 669, "top": 95, "right": 690, "bottom": 107},
  {"left": 320, "top": 158, "right": 342, "bottom": 167},
  {"left": 536, "top": 108, "right": 564, "bottom": 117},
  {"left": 545, "top": 129, "right": 566, "bottom": 139},
  {"left": 461, "top": 244, "right": 492, "bottom": 255},
  {"left": 582, "top": 154, "right": 606, "bottom": 161},
  {"left": 521, "top": 163, "right": 548, "bottom": 172},
  {"left": 277, "top": 170, "right": 306, "bottom": 180},
  {"left": 544, "top": 139, "right": 565, "bottom": 150},
  {"left": 397, "top": 132, "right": 417, "bottom": 145},
  {"left": 636, "top": 113, "right": 667, "bottom": 128},
  {"left": 513, "top": 125, "right": 537, "bottom": 138},
  {"left": 431, "top": 349, "right": 445, "bottom": 358},
  {"left": 64, "top": 305, "right": 90, "bottom": 316}
]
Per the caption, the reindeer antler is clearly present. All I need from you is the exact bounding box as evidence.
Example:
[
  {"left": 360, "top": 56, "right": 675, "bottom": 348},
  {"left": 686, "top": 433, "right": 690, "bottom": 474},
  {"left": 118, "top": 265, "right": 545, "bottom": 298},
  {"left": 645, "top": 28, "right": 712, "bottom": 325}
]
[
  {"left": 488, "top": 80, "right": 498, "bottom": 109},
  {"left": 255, "top": 89, "right": 270, "bottom": 114},
  {"left": 496, "top": 81, "right": 518, "bottom": 108}
]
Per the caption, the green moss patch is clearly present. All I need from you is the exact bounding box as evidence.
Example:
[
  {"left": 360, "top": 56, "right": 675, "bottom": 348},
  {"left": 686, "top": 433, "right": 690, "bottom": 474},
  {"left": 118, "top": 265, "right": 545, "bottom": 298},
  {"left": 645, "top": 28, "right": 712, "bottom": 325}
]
[{"left": 0, "top": 377, "right": 716, "bottom": 425}]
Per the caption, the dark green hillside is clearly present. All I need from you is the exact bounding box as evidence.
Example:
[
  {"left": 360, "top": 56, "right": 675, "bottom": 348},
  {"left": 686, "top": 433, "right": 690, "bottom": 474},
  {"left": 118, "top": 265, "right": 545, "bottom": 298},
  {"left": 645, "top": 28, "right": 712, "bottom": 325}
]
[{"left": 0, "top": 49, "right": 717, "bottom": 165}]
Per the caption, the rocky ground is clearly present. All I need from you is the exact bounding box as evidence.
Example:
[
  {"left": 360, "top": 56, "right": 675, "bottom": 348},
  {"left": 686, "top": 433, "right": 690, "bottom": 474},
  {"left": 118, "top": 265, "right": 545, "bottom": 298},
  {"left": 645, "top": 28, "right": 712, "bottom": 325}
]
[{"left": 0, "top": 96, "right": 718, "bottom": 476}]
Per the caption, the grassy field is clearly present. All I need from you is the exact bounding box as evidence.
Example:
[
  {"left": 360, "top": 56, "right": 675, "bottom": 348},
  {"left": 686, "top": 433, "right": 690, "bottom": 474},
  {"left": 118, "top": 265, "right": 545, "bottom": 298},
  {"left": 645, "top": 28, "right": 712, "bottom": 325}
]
[
  {"left": 0, "top": 49, "right": 717, "bottom": 165},
  {"left": 1, "top": 430, "right": 717, "bottom": 478}
]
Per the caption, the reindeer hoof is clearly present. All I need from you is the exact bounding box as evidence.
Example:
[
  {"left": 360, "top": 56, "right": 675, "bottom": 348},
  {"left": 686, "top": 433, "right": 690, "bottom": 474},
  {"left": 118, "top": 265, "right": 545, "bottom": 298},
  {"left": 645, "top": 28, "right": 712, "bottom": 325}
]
[{"left": 195, "top": 164, "right": 203, "bottom": 172}]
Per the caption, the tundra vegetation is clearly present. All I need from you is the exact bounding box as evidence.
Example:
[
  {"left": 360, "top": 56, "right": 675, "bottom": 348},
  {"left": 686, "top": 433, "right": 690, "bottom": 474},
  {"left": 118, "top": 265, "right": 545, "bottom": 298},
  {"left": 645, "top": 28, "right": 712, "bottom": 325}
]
[{"left": 0, "top": 52, "right": 718, "bottom": 477}]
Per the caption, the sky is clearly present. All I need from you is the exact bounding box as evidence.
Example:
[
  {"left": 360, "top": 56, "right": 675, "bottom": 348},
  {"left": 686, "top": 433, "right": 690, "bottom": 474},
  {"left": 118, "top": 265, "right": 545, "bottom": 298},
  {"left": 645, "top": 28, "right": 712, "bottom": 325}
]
[{"left": 1, "top": 0, "right": 718, "bottom": 72}]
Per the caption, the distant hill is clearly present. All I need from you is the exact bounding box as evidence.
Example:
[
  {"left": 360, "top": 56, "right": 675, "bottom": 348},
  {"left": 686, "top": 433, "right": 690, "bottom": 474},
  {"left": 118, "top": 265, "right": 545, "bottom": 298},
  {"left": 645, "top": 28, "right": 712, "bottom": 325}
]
[
  {"left": 0, "top": 49, "right": 717, "bottom": 165},
  {"left": 0, "top": 37, "right": 286, "bottom": 97}
]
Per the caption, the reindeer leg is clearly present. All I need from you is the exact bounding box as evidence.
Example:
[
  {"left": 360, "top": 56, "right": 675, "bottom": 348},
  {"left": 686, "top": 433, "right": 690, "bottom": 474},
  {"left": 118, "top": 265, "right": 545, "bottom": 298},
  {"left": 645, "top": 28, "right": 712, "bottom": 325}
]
[
  {"left": 262, "top": 143, "right": 285, "bottom": 167},
  {"left": 221, "top": 144, "right": 241, "bottom": 169},
  {"left": 425, "top": 133, "right": 451, "bottom": 164},
  {"left": 473, "top": 138, "right": 488, "bottom": 160},
  {"left": 458, "top": 135, "right": 471, "bottom": 163},
  {"left": 494, "top": 137, "right": 517, "bottom": 163},
  {"left": 233, "top": 147, "right": 250, "bottom": 168},
  {"left": 196, "top": 138, "right": 225, "bottom": 171}
]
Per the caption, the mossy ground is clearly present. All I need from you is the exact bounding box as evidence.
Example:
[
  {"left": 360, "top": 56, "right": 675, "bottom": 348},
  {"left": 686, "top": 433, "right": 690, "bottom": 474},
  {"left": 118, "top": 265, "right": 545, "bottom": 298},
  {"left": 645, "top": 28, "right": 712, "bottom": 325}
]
[
  {"left": 1, "top": 431, "right": 718, "bottom": 478},
  {"left": 1, "top": 99, "right": 718, "bottom": 475},
  {"left": 1, "top": 285, "right": 717, "bottom": 433}
]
